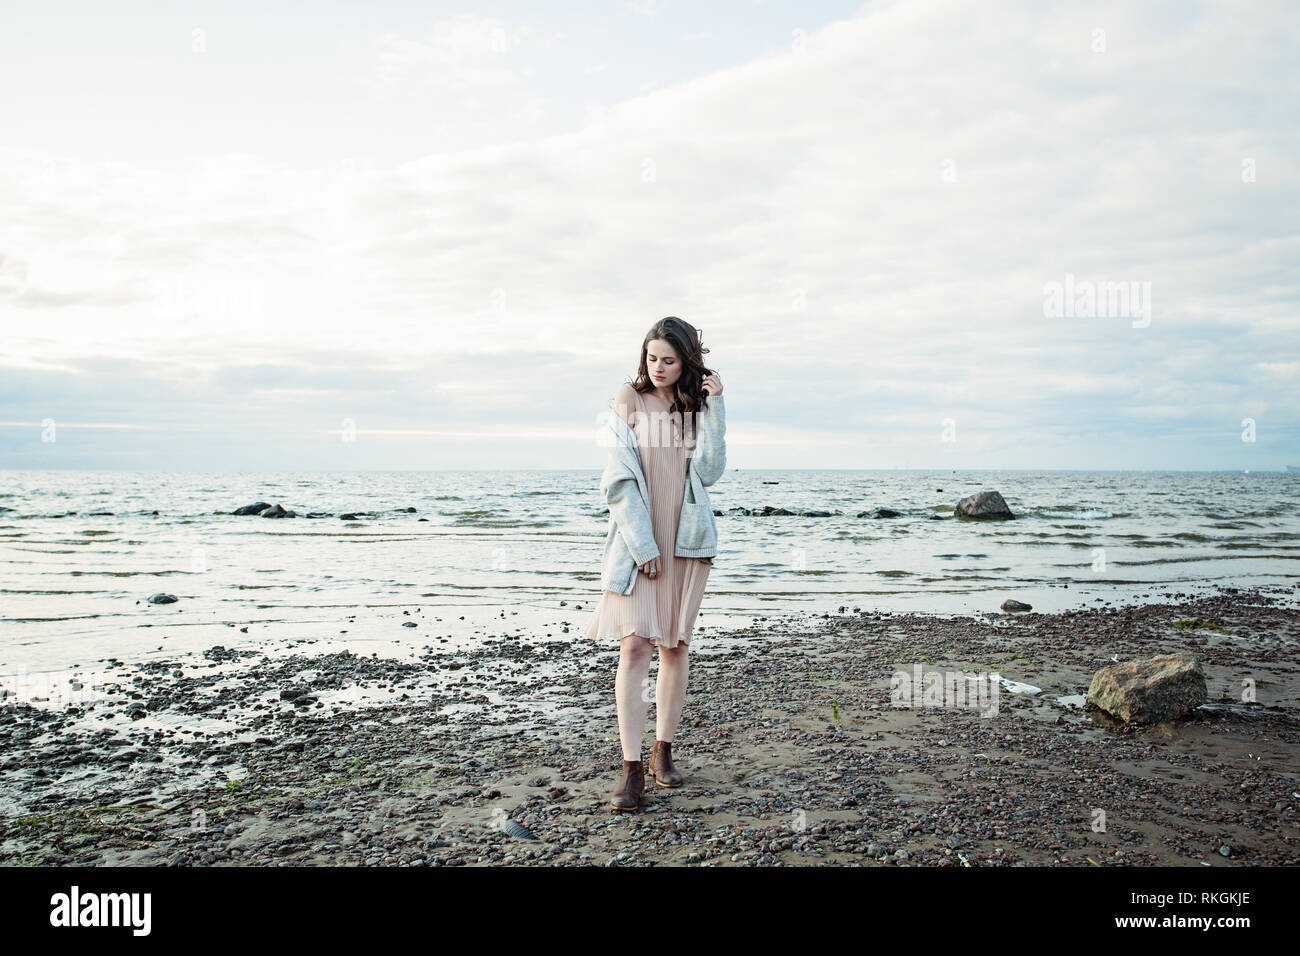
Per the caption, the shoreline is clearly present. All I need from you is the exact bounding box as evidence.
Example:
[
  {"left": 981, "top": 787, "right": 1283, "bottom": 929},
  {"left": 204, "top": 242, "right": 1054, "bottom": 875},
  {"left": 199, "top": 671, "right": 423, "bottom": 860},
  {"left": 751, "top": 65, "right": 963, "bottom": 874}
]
[{"left": 2, "top": 585, "right": 1297, "bottom": 866}]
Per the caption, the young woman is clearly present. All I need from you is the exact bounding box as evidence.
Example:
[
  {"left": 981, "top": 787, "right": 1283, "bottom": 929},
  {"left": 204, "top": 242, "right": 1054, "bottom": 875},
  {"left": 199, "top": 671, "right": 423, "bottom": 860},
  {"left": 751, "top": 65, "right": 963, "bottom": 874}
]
[{"left": 585, "top": 316, "right": 726, "bottom": 812}]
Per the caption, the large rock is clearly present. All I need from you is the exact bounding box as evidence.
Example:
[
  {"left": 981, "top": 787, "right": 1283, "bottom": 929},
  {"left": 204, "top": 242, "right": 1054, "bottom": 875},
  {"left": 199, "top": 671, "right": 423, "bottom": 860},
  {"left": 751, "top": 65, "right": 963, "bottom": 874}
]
[
  {"left": 231, "top": 501, "right": 272, "bottom": 515},
  {"left": 1086, "top": 652, "right": 1207, "bottom": 725},
  {"left": 954, "top": 490, "right": 1014, "bottom": 520}
]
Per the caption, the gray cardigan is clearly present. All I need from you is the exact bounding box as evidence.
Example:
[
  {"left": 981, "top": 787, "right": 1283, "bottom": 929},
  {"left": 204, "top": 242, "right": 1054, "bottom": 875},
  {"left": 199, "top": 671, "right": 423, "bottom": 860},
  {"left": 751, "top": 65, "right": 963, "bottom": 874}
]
[{"left": 598, "top": 392, "right": 726, "bottom": 595}]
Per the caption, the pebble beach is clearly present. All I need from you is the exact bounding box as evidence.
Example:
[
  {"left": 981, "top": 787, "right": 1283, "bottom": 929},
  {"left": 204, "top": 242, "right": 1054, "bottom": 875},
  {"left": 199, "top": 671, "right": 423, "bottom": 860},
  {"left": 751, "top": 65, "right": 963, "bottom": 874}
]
[{"left": 3, "top": 585, "right": 1296, "bottom": 867}]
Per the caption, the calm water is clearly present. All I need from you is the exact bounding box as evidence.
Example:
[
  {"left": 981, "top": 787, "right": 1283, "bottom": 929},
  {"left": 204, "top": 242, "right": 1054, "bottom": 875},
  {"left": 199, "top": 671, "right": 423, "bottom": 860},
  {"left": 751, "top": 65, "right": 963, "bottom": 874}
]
[{"left": 2, "top": 469, "right": 1298, "bottom": 677}]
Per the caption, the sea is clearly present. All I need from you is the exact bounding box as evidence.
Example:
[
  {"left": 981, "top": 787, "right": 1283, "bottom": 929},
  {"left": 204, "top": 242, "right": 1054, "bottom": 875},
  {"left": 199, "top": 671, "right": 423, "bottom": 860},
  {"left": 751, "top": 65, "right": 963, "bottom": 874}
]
[{"left": 2, "top": 468, "right": 1298, "bottom": 685}]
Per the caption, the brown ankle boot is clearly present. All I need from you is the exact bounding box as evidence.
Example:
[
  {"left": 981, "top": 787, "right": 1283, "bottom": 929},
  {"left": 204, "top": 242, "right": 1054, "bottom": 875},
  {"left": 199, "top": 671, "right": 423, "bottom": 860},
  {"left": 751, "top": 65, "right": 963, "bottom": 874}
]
[
  {"left": 650, "top": 739, "right": 683, "bottom": 787},
  {"left": 609, "top": 759, "right": 645, "bottom": 812}
]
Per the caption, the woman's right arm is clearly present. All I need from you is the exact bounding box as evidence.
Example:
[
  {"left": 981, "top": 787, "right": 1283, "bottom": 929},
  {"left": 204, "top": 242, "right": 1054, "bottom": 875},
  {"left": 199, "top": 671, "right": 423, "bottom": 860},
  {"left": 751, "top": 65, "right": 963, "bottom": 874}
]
[
  {"left": 611, "top": 383, "right": 637, "bottom": 428},
  {"left": 600, "top": 386, "right": 661, "bottom": 567}
]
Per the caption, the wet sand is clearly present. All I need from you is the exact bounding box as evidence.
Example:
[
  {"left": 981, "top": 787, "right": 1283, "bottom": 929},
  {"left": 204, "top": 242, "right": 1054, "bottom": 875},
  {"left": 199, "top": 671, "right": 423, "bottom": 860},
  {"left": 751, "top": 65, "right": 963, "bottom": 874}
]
[{"left": 2, "top": 586, "right": 1297, "bottom": 866}]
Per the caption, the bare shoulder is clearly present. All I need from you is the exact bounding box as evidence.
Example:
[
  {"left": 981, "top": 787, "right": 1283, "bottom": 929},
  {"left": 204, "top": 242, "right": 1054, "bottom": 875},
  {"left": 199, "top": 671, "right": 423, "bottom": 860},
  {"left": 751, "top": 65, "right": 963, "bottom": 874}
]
[{"left": 612, "top": 383, "right": 639, "bottom": 423}]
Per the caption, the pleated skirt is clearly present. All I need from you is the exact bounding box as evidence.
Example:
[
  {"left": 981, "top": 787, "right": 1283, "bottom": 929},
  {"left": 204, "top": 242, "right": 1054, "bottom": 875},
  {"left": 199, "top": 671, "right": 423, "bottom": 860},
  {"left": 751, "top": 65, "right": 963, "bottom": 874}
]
[{"left": 584, "top": 389, "right": 712, "bottom": 649}]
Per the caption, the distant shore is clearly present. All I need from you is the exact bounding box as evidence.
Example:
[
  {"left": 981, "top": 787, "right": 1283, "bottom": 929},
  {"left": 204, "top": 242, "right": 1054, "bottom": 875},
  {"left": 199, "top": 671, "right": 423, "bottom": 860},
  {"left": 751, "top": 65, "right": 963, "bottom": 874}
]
[{"left": 2, "top": 585, "right": 1297, "bottom": 866}]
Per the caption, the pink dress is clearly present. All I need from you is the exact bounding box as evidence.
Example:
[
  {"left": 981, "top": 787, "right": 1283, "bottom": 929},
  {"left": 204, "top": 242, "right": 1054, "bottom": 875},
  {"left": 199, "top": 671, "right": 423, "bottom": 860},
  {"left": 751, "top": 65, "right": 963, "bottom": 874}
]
[{"left": 584, "top": 386, "right": 712, "bottom": 649}]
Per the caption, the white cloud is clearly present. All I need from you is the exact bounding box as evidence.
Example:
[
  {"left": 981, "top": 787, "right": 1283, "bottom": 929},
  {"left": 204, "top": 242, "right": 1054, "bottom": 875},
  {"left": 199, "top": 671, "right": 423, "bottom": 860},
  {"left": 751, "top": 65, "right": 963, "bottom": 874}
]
[
  {"left": 1, "top": 0, "right": 1297, "bottom": 468},
  {"left": 373, "top": 13, "right": 536, "bottom": 90}
]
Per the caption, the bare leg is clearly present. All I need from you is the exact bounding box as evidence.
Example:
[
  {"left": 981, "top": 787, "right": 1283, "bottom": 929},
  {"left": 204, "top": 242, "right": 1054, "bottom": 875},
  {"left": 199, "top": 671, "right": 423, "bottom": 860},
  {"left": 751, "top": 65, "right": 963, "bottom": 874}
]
[
  {"left": 654, "top": 642, "right": 689, "bottom": 743},
  {"left": 615, "top": 634, "right": 653, "bottom": 761}
]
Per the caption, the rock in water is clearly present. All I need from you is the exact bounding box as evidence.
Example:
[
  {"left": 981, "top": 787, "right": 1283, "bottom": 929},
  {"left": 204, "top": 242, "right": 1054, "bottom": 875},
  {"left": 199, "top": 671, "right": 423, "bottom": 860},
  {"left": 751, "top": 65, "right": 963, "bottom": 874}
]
[
  {"left": 954, "top": 490, "right": 1014, "bottom": 520},
  {"left": 231, "top": 501, "right": 273, "bottom": 515},
  {"left": 1086, "top": 652, "right": 1207, "bottom": 724},
  {"left": 261, "top": 504, "right": 296, "bottom": 518},
  {"left": 147, "top": 593, "right": 179, "bottom": 604},
  {"left": 1001, "top": 599, "right": 1032, "bottom": 612}
]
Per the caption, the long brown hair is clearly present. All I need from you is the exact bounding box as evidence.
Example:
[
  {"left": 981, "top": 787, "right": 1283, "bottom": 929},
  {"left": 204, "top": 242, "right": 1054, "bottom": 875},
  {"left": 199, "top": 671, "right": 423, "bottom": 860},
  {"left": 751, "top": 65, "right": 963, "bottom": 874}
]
[{"left": 628, "top": 316, "right": 715, "bottom": 421}]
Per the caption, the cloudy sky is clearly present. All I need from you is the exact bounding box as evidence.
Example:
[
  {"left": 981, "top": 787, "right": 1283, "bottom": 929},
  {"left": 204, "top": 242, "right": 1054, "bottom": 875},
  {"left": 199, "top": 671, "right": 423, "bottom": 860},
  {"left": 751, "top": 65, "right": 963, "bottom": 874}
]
[{"left": 1, "top": 0, "right": 1297, "bottom": 471}]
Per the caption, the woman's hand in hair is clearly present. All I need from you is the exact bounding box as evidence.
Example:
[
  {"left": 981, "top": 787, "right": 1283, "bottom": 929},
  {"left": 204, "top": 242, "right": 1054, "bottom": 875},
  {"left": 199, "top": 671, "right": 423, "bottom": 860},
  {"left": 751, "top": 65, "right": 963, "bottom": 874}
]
[{"left": 701, "top": 373, "right": 723, "bottom": 398}]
